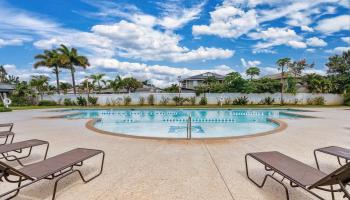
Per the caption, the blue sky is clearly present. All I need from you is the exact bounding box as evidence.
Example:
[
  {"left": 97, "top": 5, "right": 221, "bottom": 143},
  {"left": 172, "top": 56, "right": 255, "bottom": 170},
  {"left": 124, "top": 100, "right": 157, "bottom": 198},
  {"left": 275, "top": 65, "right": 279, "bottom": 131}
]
[{"left": 0, "top": 0, "right": 349, "bottom": 87}]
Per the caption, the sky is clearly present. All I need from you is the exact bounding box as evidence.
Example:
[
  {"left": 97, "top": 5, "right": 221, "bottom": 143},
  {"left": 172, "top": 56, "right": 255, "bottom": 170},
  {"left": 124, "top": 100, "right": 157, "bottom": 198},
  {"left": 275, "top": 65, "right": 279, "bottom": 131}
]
[{"left": 0, "top": 0, "right": 349, "bottom": 87}]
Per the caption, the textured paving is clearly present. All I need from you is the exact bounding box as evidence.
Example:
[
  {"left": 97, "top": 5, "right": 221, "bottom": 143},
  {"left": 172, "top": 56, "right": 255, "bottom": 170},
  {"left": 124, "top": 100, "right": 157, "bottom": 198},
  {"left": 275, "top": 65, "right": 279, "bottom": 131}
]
[{"left": 0, "top": 108, "right": 349, "bottom": 200}]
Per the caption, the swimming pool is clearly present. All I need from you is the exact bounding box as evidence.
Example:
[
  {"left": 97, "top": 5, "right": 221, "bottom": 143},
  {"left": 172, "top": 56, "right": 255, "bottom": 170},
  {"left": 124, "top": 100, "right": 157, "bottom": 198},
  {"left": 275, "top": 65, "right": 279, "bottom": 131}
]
[{"left": 63, "top": 109, "right": 306, "bottom": 139}]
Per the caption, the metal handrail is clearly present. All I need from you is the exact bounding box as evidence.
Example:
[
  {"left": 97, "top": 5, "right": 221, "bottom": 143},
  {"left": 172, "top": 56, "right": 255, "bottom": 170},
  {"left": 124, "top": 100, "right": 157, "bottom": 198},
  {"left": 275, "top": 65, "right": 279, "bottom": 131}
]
[{"left": 187, "top": 116, "right": 192, "bottom": 139}]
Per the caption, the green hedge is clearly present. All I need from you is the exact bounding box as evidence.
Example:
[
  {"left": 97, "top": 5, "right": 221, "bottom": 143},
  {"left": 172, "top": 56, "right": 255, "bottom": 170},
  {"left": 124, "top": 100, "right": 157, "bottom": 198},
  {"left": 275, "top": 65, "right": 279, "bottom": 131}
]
[
  {"left": 38, "top": 100, "right": 58, "bottom": 106},
  {"left": 0, "top": 107, "right": 12, "bottom": 112}
]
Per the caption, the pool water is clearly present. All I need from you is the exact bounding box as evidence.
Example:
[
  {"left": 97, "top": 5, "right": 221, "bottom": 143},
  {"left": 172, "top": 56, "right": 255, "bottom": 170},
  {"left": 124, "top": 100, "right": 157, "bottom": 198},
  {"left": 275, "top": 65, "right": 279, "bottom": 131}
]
[{"left": 64, "top": 109, "right": 304, "bottom": 139}]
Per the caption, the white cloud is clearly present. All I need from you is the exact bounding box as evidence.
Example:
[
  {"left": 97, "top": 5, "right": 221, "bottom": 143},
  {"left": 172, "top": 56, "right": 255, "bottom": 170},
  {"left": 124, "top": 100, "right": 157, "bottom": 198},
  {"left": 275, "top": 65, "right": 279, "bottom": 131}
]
[
  {"left": 192, "top": 4, "right": 258, "bottom": 38},
  {"left": 301, "top": 25, "right": 314, "bottom": 32},
  {"left": 249, "top": 27, "right": 306, "bottom": 50},
  {"left": 306, "top": 48, "right": 316, "bottom": 53},
  {"left": 91, "top": 20, "right": 233, "bottom": 62},
  {"left": 315, "top": 15, "right": 350, "bottom": 34},
  {"left": 325, "top": 46, "right": 350, "bottom": 54},
  {"left": 240, "top": 58, "right": 261, "bottom": 68},
  {"left": 0, "top": 38, "right": 25, "bottom": 47},
  {"left": 341, "top": 37, "right": 350, "bottom": 44},
  {"left": 156, "top": 1, "right": 206, "bottom": 30},
  {"left": 303, "top": 69, "right": 326, "bottom": 75},
  {"left": 306, "top": 37, "right": 327, "bottom": 47}
]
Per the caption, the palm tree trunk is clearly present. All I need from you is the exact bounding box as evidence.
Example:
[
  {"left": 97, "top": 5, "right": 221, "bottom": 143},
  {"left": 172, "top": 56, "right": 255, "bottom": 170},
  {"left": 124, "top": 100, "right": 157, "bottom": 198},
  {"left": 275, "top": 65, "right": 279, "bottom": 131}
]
[
  {"left": 55, "top": 66, "right": 60, "bottom": 94},
  {"left": 71, "top": 68, "right": 76, "bottom": 95},
  {"left": 98, "top": 81, "right": 101, "bottom": 94},
  {"left": 281, "top": 67, "right": 284, "bottom": 105}
]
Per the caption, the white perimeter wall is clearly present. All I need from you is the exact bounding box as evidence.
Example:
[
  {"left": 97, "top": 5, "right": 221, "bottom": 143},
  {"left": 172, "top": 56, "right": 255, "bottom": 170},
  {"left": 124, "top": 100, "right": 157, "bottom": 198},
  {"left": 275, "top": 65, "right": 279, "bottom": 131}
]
[{"left": 42, "top": 93, "right": 344, "bottom": 105}]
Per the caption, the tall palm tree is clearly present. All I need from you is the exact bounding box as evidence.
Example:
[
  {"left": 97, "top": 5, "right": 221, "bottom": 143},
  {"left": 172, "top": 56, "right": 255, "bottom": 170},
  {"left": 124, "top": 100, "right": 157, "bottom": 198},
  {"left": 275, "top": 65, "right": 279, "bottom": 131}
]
[
  {"left": 246, "top": 67, "right": 260, "bottom": 81},
  {"left": 58, "top": 44, "right": 90, "bottom": 95},
  {"left": 30, "top": 75, "right": 49, "bottom": 100},
  {"left": 34, "top": 50, "right": 61, "bottom": 94},
  {"left": 108, "top": 75, "right": 122, "bottom": 93},
  {"left": 90, "top": 73, "right": 105, "bottom": 93},
  {"left": 276, "top": 58, "right": 291, "bottom": 105}
]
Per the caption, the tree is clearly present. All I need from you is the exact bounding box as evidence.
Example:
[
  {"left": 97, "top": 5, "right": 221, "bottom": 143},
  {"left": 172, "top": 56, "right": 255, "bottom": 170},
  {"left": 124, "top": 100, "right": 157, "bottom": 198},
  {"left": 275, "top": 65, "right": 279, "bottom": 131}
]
[
  {"left": 303, "top": 73, "right": 332, "bottom": 93},
  {"left": 0, "top": 65, "right": 7, "bottom": 82},
  {"left": 326, "top": 50, "right": 350, "bottom": 94},
  {"left": 60, "top": 82, "right": 72, "bottom": 94},
  {"left": 90, "top": 73, "right": 106, "bottom": 93},
  {"left": 163, "top": 84, "right": 180, "bottom": 93},
  {"left": 223, "top": 72, "right": 246, "bottom": 92},
  {"left": 276, "top": 58, "right": 291, "bottom": 105},
  {"left": 108, "top": 75, "right": 122, "bottom": 93},
  {"left": 120, "top": 77, "right": 142, "bottom": 93},
  {"left": 58, "top": 44, "right": 90, "bottom": 95},
  {"left": 29, "top": 75, "right": 49, "bottom": 100},
  {"left": 289, "top": 59, "right": 314, "bottom": 77},
  {"left": 246, "top": 67, "right": 260, "bottom": 80},
  {"left": 34, "top": 49, "right": 62, "bottom": 94}
]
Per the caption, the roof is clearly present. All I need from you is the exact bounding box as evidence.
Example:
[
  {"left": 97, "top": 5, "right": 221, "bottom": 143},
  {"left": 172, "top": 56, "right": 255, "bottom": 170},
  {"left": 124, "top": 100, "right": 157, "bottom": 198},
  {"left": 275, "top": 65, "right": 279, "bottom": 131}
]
[
  {"left": 182, "top": 72, "right": 225, "bottom": 81},
  {"left": 0, "top": 83, "right": 15, "bottom": 92}
]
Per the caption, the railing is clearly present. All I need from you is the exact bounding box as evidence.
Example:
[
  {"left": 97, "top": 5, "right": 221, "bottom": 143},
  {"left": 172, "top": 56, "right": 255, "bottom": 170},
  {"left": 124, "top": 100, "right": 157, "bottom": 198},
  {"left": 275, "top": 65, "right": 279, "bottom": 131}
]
[{"left": 186, "top": 115, "right": 192, "bottom": 139}]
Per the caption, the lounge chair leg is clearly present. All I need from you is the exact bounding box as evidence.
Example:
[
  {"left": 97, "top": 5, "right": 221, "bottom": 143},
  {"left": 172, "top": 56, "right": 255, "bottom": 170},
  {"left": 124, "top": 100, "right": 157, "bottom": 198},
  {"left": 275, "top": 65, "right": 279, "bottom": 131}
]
[
  {"left": 330, "top": 185, "right": 335, "bottom": 200},
  {"left": 245, "top": 154, "right": 290, "bottom": 200},
  {"left": 2, "top": 177, "right": 22, "bottom": 200},
  {"left": 314, "top": 150, "right": 320, "bottom": 170},
  {"left": 339, "top": 181, "right": 350, "bottom": 199}
]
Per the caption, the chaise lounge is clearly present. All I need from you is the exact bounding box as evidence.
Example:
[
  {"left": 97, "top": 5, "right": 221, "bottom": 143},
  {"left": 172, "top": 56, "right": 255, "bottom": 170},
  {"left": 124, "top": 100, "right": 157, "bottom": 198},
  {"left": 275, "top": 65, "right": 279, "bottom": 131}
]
[
  {"left": 245, "top": 151, "right": 350, "bottom": 200},
  {"left": 0, "top": 139, "right": 49, "bottom": 166},
  {"left": 0, "top": 123, "right": 14, "bottom": 145},
  {"left": 0, "top": 148, "right": 105, "bottom": 200}
]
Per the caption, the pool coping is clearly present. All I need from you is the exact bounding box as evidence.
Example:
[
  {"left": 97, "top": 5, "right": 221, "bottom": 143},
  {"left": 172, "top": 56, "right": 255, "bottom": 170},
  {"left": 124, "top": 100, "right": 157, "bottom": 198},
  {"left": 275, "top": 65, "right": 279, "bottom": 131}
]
[
  {"left": 42, "top": 108, "right": 318, "bottom": 140},
  {"left": 84, "top": 117, "right": 288, "bottom": 140}
]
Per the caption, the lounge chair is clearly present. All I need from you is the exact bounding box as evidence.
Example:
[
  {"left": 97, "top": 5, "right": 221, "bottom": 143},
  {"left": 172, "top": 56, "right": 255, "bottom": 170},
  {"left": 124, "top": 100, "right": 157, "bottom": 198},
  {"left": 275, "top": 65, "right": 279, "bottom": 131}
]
[
  {"left": 314, "top": 146, "right": 350, "bottom": 170},
  {"left": 245, "top": 151, "right": 350, "bottom": 200},
  {"left": 0, "top": 148, "right": 105, "bottom": 200},
  {"left": 0, "top": 139, "right": 49, "bottom": 166},
  {"left": 0, "top": 123, "right": 14, "bottom": 145}
]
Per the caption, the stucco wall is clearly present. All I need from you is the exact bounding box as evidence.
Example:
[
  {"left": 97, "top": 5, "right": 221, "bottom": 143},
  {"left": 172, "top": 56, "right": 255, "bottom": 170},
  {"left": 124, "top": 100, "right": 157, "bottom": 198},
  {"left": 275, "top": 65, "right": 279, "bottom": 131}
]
[{"left": 42, "top": 93, "right": 344, "bottom": 105}]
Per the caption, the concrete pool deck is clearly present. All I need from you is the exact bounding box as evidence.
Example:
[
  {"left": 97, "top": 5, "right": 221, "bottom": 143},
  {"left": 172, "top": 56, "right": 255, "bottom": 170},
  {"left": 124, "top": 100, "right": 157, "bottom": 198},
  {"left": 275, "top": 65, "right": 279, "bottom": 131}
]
[{"left": 0, "top": 108, "right": 349, "bottom": 200}]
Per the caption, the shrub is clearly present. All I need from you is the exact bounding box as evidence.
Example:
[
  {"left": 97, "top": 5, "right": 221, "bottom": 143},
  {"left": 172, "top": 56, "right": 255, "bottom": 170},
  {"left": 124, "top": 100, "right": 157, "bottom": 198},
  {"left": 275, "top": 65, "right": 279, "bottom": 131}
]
[
  {"left": 138, "top": 96, "right": 145, "bottom": 106},
  {"left": 10, "top": 96, "right": 32, "bottom": 106},
  {"left": 0, "top": 107, "right": 12, "bottom": 112},
  {"left": 88, "top": 96, "right": 98, "bottom": 106},
  {"left": 123, "top": 96, "right": 132, "bottom": 106},
  {"left": 63, "top": 98, "right": 75, "bottom": 106},
  {"left": 189, "top": 97, "right": 196, "bottom": 105},
  {"left": 224, "top": 98, "right": 231, "bottom": 105},
  {"left": 147, "top": 94, "right": 155, "bottom": 106},
  {"left": 199, "top": 96, "right": 207, "bottom": 105},
  {"left": 260, "top": 97, "right": 275, "bottom": 105},
  {"left": 159, "top": 96, "right": 169, "bottom": 106},
  {"left": 173, "top": 96, "right": 188, "bottom": 106},
  {"left": 307, "top": 96, "right": 325, "bottom": 105},
  {"left": 38, "top": 100, "right": 57, "bottom": 106},
  {"left": 232, "top": 96, "right": 249, "bottom": 105},
  {"left": 76, "top": 96, "right": 87, "bottom": 106}
]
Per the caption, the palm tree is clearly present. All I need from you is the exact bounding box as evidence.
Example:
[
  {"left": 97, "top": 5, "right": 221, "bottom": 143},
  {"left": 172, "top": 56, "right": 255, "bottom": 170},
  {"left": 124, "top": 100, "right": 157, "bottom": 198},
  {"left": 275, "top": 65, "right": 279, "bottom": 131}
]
[
  {"left": 108, "top": 75, "right": 122, "bottom": 93},
  {"left": 34, "top": 50, "right": 61, "bottom": 94},
  {"left": 60, "top": 82, "right": 72, "bottom": 94},
  {"left": 0, "top": 65, "right": 7, "bottom": 82},
  {"left": 30, "top": 75, "right": 49, "bottom": 100},
  {"left": 276, "top": 58, "right": 291, "bottom": 105},
  {"left": 58, "top": 44, "right": 90, "bottom": 95},
  {"left": 246, "top": 67, "right": 260, "bottom": 80},
  {"left": 90, "top": 73, "right": 105, "bottom": 93}
]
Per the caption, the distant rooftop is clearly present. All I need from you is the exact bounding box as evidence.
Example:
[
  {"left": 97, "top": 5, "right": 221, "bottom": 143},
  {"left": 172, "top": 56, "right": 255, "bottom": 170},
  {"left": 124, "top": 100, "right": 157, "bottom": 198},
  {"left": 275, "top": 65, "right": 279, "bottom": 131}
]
[{"left": 182, "top": 72, "right": 225, "bottom": 81}]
